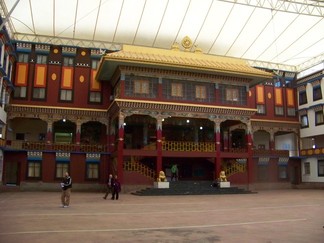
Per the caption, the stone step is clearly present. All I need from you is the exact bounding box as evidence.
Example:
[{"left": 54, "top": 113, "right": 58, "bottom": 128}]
[{"left": 132, "top": 181, "right": 255, "bottom": 196}]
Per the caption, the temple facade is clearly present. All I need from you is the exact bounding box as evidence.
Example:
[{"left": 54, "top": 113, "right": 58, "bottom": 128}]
[{"left": 2, "top": 33, "right": 318, "bottom": 191}]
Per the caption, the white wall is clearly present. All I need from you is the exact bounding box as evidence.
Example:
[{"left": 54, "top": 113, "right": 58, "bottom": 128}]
[
  {"left": 299, "top": 77, "right": 324, "bottom": 138},
  {"left": 301, "top": 158, "right": 324, "bottom": 182},
  {"left": 275, "top": 133, "right": 297, "bottom": 151}
]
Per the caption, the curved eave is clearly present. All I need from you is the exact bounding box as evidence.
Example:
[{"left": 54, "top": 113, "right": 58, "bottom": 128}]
[
  {"left": 109, "top": 98, "right": 257, "bottom": 117},
  {"left": 96, "top": 56, "right": 272, "bottom": 85}
]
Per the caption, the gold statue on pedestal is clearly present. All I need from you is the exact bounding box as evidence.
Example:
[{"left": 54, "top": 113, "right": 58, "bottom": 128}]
[
  {"left": 219, "top": 171, "right": 227, "bottom": 182},
  {"left": 157, "top": 171, "right": 166, "bottom": 182}
]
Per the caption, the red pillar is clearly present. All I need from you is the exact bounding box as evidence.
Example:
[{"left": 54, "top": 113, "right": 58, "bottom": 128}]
[
  {"left": 247, "top": 122, "right": 254, "bottom": 185},
  {"left": 156, "top": 123, "right": 162, "bottom": 176},
  {"left": 215, "top": 121, "right": 221, "bottom": 179},
  {"left": 46, "top": 121, "right": 53, "bottom": 150},
  {"left": 117, "top": 116, "right": 125, "bottom": 183}
]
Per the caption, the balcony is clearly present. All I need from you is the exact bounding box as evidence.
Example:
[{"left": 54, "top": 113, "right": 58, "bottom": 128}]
[
  {"left": 3, "top": 140, "right": 108, "bottom": 153},
  {"left": 300, "top": 147, "right": 324, "bottom": 157},
  {"left": 253, "top": 149, "right": 290, "bottom": 157},
  {"left": 162, "top": 141, "right": 215, "bottom": 152}
]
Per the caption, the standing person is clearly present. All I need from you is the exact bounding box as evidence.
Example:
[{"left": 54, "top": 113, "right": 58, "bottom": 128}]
[
  {"left": 111, "top": 175, "right": 121, "bottom": 200},
  {"left": 171, "top": 164, "right": 178, "bottom": 181},
  {"left": 61, "top": 171, "right": 72, "bottom": 208},
  {"left": 103, "top": 174, "right": 113, "bottom": 199}
]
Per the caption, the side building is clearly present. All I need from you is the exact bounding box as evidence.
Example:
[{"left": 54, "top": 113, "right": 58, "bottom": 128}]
[
  {"left": 0, "top": 18, "right": 15, "bottom": 187},
  {"left": 297, "top": 64, "right": 324, "bottom": 188}
]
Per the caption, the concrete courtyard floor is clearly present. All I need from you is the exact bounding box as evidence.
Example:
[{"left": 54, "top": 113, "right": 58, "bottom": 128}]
[{"left": 0, "top": 189, "right": 323, "bottom": 243}]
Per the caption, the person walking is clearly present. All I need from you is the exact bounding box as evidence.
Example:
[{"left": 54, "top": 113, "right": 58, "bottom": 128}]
[
  {"left": 171, "top": 164, "right": 178, "bottom": 181},
  {"left": 111, "top": 175, "right": 121, "bottom": 200},
  {"left": 61, "top": 171, "right": 72, "bottom": 208},
  {"left": 103, "top": 174, "right": 113, "bottom": 199}
]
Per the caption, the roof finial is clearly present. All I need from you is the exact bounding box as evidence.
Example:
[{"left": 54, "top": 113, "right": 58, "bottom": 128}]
[{"left": 181, "top": 36, "right": 193, "bottom": 51}]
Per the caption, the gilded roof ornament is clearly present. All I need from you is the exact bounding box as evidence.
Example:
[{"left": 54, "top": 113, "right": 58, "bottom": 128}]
[
  {"left": 171, "top": 42, "right": 180, "bottom": 51},
  {"left": 181, "top": 36, "right": 193, "bottom": 51}
]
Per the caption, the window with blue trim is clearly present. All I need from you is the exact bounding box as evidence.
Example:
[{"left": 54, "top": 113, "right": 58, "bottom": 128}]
[
  {"left": 313, "top": 85, "right": 322, "bottom": 101},
  {"left": 318, "top": 160, "right": 324, "bottom": 177},
  {"left": 299, "top": 91, "right": 307, "bottom": 105},
  {"left": 56, "top": 162, "right": 69, "bottom": 178},
  {"left": 27, "top": 161, "right": 41, "bottom": 178},
  {"left": 86, "top": 162, "right": 99, "bottom": 179}
]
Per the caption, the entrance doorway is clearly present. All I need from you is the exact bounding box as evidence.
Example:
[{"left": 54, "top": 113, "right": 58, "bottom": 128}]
[{"left": 5, "top": 161, "right": 19, "bottom": 185}]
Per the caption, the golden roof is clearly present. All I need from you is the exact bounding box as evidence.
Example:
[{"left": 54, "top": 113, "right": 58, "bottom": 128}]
[{"left": 97, "top": 44, "right": 272, "bottom": 81}]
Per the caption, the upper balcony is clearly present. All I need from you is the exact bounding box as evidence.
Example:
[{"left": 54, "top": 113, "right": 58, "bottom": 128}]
[{"left": 3, "top": 140, "right": 108, "bottom": 153}]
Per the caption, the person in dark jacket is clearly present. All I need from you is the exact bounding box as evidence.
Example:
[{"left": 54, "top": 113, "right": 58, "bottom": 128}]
[
  {"left": 61, "top": 171, "right": 72, "bottom": 208},
  {"left": 111, "top": 175, "right": 121, "bottom": 200}
]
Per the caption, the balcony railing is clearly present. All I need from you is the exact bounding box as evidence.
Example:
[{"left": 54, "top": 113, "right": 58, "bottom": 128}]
[
  {"left": 162, "top": 141, "right": 215, "bottom": 152},
  {"left": 300, "top": 147, "right": 324, "bottom": 157},
  {"left": 4, "top": 140, "right": 108, "bottom": 153},
  {"left": 253, "top": 149, "right": 290, "bottom": 157}
]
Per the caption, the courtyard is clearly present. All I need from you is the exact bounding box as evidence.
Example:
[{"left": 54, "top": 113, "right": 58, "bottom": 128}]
[{"left": 0, "top": 189, "right": 323, "bottom": 243}]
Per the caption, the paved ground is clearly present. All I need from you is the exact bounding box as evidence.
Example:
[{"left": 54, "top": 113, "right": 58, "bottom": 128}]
[{"left": 0, "top": 189, "right": 323, "bottom": 243}]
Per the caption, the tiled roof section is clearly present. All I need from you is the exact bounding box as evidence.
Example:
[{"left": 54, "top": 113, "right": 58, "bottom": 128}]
[{"left": 104, "top": 45, "right": 272, "bottom": 78}]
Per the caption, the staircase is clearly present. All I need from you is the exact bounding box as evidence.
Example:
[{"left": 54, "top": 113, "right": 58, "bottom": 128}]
[
  {"left": 124, "top": 157, "right": 156, "bottom": 180},
  {"left": 132, "top": 180, "right": 255, "bottom": 196}
]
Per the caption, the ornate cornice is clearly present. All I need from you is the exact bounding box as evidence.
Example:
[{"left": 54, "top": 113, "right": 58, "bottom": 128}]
[
  {"left": 109, "top": 99, "right": 256, "bottom": 120},
  {"left": 7, "top": 104, "right": 108, "bottom": 124},
  {"left": 251, "top": 119, "right": 300, "bottom": 133}
]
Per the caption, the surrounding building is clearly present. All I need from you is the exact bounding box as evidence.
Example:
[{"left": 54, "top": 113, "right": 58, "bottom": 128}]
[
  {"left": 297, "top": 64, "right": 324, "bottom": 187},
  {"left": 0, "top": 17, "right": 15, "bottom": 186}
]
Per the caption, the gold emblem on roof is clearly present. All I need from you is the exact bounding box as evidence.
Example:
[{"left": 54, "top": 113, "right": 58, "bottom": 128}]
[{"left": 181, "top": 36, "right": 193, "bottom": 51}]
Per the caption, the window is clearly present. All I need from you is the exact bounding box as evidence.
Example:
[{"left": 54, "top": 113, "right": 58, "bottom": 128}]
[
  {"left": 36, "top": 55, "right": 47, "bottom": 64},
  {"left": 257, "top": 104, "right": 266, "bottom": 114},
  {"left": 195, "top": 85, "right": 207, "bottom": 99},
  {"left": 33, "top": 88, "right": 46, "bottom": 99},
  {"left": 318, "top": 160, "right": 324, "bottom": 177},
  {"left": 287, "top": 108, "right": 296, "bottom": 116},
  {"left": 315, "top": 110, "right": 324, "bottom": 126},
  {"left": 299, "top": 91, "right": 307, "bottom": 105},
  {"left": 87, "top": 163, "right": 99, "bottom": 179},
  {"left": 63, "top": 57, "right": 74, "bottom": 67},
  {"left": 89, "top": 92, "right": 101, "bottom": 103},
  {"left": 134, "top": 80, "right": 149, "bottom": 94},
  {"left": 171, "top": 83, "right": 183, "bottom": 97},
  {"left": 56, "top": 163, "right": 69, "bottom": 178},
  {"left": 313, "top": 86, "right": 322, "bottom": 101},
  {"left": 275, "top": 106, "right": 284, "bottom": 116},
  {"left": 18, "top": 53, "right": 29, "bottom": 63},
  {"left": 60, "top": 90, "right": 72, "bottom": 101},
  {"left": 27, "top": 161, "right": 41, "bottom": 178},
  {"left": 226, "top": 88, "right": 239, "bottom": 101},
  {"left": 14, "top": 86, "right": 27, "bottom": 98},
  {"left": 301, "top": 114, "right": 309, "bottom": 128},
  {"left": 91, "top": 60, "right": 99, "bottom": 69},
  {"left": 304, "top": 162, "right": 310, "bottom": 175},
  {"left": 16, "top": 133, "right": 25, "bottom": 140},
  {"left": 278, "top": 166, "right": 287, "bottom": 179}
]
